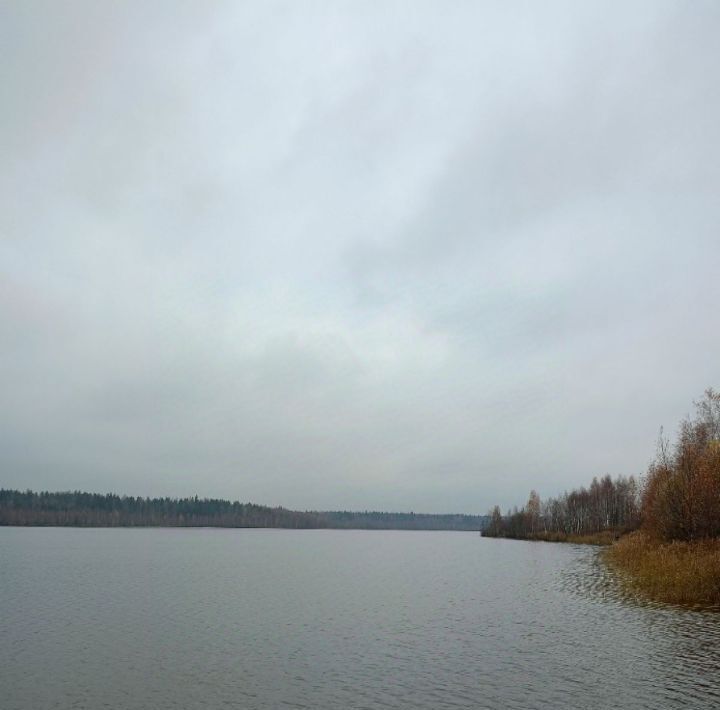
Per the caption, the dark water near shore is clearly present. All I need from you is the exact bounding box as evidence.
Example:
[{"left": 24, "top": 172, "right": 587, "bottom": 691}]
[{"left": 2, "top": 528, "right": 719, "bottom": 710}]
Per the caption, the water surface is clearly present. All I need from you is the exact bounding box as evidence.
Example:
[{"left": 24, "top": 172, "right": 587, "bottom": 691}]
[{"left": 2, "top": 528, "right": 719, "bottom": 709}]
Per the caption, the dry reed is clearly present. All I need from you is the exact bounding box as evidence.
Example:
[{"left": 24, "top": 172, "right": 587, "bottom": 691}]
[{"left": 604, "top": 530, "right": 720, "bottom": 606}]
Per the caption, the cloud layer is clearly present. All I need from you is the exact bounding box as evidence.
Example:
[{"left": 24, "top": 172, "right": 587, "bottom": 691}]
[{"left": 2, "top": 1, "right": 719, "bottom": 512}]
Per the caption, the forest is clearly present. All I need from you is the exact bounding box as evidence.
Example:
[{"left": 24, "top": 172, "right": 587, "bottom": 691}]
[
  {"left": 0, "top": 489, "right": 487, "bottom": 531},
  {"left": 481, "top": 475, "right": 640, "bottom": 542}
]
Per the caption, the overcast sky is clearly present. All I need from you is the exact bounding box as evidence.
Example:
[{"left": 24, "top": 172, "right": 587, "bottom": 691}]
[{"left": 2, "top": 1, "right": 719, "bottom": 513}]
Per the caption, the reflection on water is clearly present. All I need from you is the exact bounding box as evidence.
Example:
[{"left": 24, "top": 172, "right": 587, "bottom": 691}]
[
  {"left": 561, "top": 543, "right": 651, "bottom": 607},
  {"left": 2, "top": 528, "right": 719, "bottom": 710}
]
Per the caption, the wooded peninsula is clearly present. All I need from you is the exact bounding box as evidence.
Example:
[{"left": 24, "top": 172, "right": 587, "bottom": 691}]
[{"left": 482, "top": 389, "right": 720, "bottom": 606}]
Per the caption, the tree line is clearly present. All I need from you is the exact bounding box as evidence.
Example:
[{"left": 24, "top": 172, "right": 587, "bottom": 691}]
[
  {"left": 482, "top": 389, "right": 720, "bottom": 543},
  {"left": 642, "top": 388, "right": 720, "bottom": 541},
  {"left": 0, "top": 490, "right": 487, "bottom": 530},
  {"left": 482, "top": 474, "right": 640, "bottom": 540}
]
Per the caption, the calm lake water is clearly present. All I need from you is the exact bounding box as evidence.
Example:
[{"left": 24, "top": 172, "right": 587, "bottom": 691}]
[{"left": 2, "top": 528, "right": 719, "bottom": 710}]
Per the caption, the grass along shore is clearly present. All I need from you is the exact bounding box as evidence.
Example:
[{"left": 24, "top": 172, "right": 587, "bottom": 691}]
[
  {"left": 501, "top": 529, "right": 720, "bottom": 607},
  {"left": 491, "top": 528, "right": 720, "bottom": 607},
  {"left": 604, "top": 531, "right": 720, "bottom": 607}
]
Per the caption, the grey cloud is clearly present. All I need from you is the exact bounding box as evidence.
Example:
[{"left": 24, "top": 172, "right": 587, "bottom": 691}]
[{"left": 2, "top": 1, "right": 719, "bottom": 513}]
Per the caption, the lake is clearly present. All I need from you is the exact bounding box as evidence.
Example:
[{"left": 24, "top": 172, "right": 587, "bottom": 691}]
[{"left": 2, "top": 527, "right": 719, "bottom": 709}]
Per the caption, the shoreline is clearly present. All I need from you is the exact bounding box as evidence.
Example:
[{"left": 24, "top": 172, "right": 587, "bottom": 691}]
[
  {"left": 484, "top": 529, "right": 720, "bottom": 608},
  {"left": 483, "top": 530, "right": 618, "bottom": 546}
]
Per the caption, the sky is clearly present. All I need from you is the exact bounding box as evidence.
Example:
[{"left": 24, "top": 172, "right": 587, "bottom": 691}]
[{"left": 2, "top": 1, "right": 719, "bottom": 513}]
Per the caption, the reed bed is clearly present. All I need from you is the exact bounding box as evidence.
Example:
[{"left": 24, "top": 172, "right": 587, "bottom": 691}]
[{"left": 604, "top": 531, "right": 720, "bottom": 607}]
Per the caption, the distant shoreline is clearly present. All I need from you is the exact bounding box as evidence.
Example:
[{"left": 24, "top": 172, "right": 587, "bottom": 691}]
[
  {"left": 0, "top": 524, "right": 477, "bottom": 532},
  {"left": 0, "top": 489, "right": 487, "bottom": 532}
]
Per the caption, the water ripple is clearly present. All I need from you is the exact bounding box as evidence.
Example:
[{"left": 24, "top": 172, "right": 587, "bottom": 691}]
[{"left": 2, "top": 528, "right": 720, "bottom": 710}]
